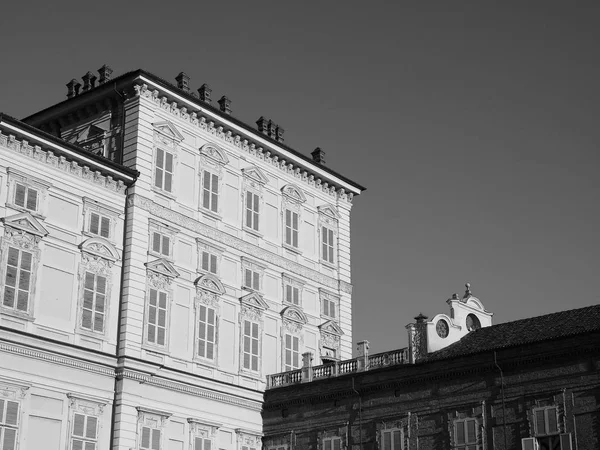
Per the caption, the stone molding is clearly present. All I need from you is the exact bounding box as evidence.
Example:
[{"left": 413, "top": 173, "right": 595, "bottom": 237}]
[
  {"left": 133, "top": 83, "right": 354, "bottom": 203},
  {"left": 0, "top": 131, "right": 127, "bottom": 193},
  {"left": 128, "top": 194, "right": 353, "bottom": 294},
  {"left": 119, "top": 369, "right": 262, "bottom": 411}
]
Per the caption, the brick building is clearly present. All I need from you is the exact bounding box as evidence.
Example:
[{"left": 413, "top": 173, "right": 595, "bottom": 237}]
[{"left": 263, "top": 294, "right": 600, "bottom": 450}]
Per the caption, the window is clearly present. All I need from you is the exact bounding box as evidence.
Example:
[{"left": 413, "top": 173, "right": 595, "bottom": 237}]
[
  {"left": 285, "top": 284, "right": 300, "bottom": 305},
  {"left": 0, "top": 398, "right": 19, "bottom": 450},
  {"left": 322, "top": 226, "right": 335, "bottom": 264},
  {"left": 201, "top": 250, "right": 218, "bottom": 274},
  {"left": 284, "top": 209, "right": 299, "bottom": 248},
  {"left": 522, "top": 434, "right": 572, "bottom": 450},
  {"left": 322, "top": 297, "right": 336, "bottom": 319},
  {"left": 245, "top": 191, "right": 260, "bottom": 231},
  {"left": 201, "top": 170, "right": 219, "bottom": 213},
  {"left": 3, "top": 247, "right": 33, "bottom": 313},
  {"left": 140, "top": 425, "right": 161, "bottom": 450},
  {"left": 197, "top": 305, "right": 216, "bottom": 360},
  {"left": 81, "top": 272, "right": 106, "bottom": 333},
  {"left": 453, "top": 418, "right": 478, "bottom": 450},
  {"left": 71, "top": 413, "right": 98, "bottom": 450},
  {"left": 154, "top": 148, "right": 174, "bottom": 193},
  {"left": 534, "top": 407, "right": 559, "bottom": 436},
  {"left": 151, "top": 232, "right": 171, "bottom": 258},
  {"left": 14, "top": 183, "right": 38, "bottom": 212},
  {"left": 284, "top": 334, "right": 300, "bottom": 371},
  {"left": 146, "top": 289, "right": 168, "bottom": 347},
  {"left": 89, "top": 213, "right": 110, "bottom": 239},
  {"left": 194, "top": 437, "right": 212, "bottom": 450},
  {"left": 381, "top": 429, "right": 402, "bottom": 450},
  {"left": 522, "top": 407, "right": 572, "bottom": 450},
  {"left": 242, "top": 319, "right": 259, "bottom": 371},
  {"left": 323, "top": 437, "right": 341, "bottom": 450},
  {"left": 244, "top": 268, "right": 260, "bottom": 291}
]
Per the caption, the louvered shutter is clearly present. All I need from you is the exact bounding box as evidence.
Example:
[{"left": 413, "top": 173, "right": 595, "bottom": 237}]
[
  {"left": 292, "top": 212, "right": 298, "bottom": 247},
  {"left": 14, "top": 184, "right": 26, "bottom": 207},
  {"left": 3, "top": 428, "right": 17, "bottom": 450},
  {"left": 203, "top": 171, "right": 211, "bottom": 209},
  {"left": 151, "top": 428, "right": 161, "bottom": 450},
  {"left": 89, "top": 213, "right": 100, "bottom": 235},
  {"left": 162, "top": 236, "right": 170, "bottom": 256},
  {"left": 560, "top": 433, "right": 572, "bottom": 450},
  {"left": 323, "top": 441, "right": 331, "bottom": 450},
  {"left": 141, "top": 426, "right": 151, "bottom": 449},
  {"left": 195, "top": 437, "right": 204, "bottom": 450},
  {"left": 155, "top": 149, "right": 164, "bottom": 188},
  {"left": 546, "top": 407, "right": 558, "bottom": 434},
  {"left": 164, "top": 153, "right": 173, "bottom": 192},
  {"left": 210, "top": 254, "right": 217, "bottom": 273},
  {"left": 5, "top": 401, "right": 18, "bottom": 426},
  {"left": 100, "top": 217, "right": 110, "bottom": 238},
  {"left": 152, "top": 233, "right": 161, "bottom": 253},
  {"left": 211, "top": 173, "right": 219, "bottom": 212},
  {"left": 26, "top": 188, "right": 38, "bottom": 211},
  {"left": 202, "top": 252, "right": 210, "bottom": 271},
  {"left": 253, "top": 193, "right": 259, "bottom": 230},
  {"left": 521, "top": 437, "right": 536, "bottom": 450},
  {"left": 333, "top": 439, "right": 341, "bottom": 450},
  {"left": 253, "top": 271, "right": 260, "bottom": 290}
]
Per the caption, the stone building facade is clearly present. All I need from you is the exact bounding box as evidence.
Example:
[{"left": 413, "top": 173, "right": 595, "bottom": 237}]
[{"left": 0, "top": 67, "right": 365, "bottom": 450}]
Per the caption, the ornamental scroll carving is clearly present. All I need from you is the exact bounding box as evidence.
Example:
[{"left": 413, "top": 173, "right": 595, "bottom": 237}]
[
  {"left": 67, "top": 394, "right": 106, "bottom": 416},
  {"left": 235, "top": 430, "right": 262, "bottom": 449}
]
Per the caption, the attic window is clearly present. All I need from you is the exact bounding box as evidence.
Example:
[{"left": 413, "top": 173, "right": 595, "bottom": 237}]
[{"left": 466, "top": 314, "right": 481, "bottom": 332}]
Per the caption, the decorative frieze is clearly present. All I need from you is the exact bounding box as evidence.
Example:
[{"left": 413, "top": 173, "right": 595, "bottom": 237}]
[{"left": 133, "top": 83, "right": 354, "bottom": 203}]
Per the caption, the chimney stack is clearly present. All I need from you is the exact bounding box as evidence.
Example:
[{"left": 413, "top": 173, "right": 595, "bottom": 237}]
[
  {"left": 311, "top": 147, "right": 326, "bottom": 165},
  {"left": 256, "top": 116, "right": 268, "bottom": 134},
  {"left": 267, "top": 120, "right": 277, "bottom": 139},
  {"left": 275, "top": 125, "right": 284, "bottom": 143},
  {"left": 97, "top": 65, "right": 113, "bottom": 84},
  {"left": 175, "top": 72, "right": 190, "bottom": 92},
  {"left": 66, "top": 79, "right": 78, "bottom": 99},
  {"left": 218, "top": 96, "right": 232, "bottom": 115},
  {"left": 198, "top": 84, "right": 212, "bottom": 104},
  {"left": 82, "top": 71, "right": 97, "bottom": 92}
]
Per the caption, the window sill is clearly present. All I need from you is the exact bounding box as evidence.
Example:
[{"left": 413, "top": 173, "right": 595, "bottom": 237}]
[
  {"left": 239, "top": 369, "right": 262, "bottom": 380},
  {"left": 0, "top": 308, "right": 35, "bottom": 322},
  {"left": 320, "top": 314, "right": 338, "bottom": 323},
  {"left": 82, "top": 230, "right": 114, "bottom": 243},
  {"left": 147, "top": 250, "right": 174, "bottom": 262},
  {"left": 151, "top": 186, "right": 177, "bottom": 201},
  {"left": 7, "top": 204, "right": 45, "bottom": 220},
  {"left": 199, "top": 207, "right": 222, "bottom": 221},
  {"left": 243, "top": 227, "right": 263, "bottom": 239},
  {"left": 77, "top": 328, "right": 107, "bottom": 340},
  {"left": 320, "top": 259, "right": 338, "bottom": 270},
  {"left": 142, "top": 344, "right": 170, "bottom": 356},
  {"left": 193, "top": 356, "right": 218, "bottom": 369},
  {"left": 283, "top": 243, "right": 302, "bottom": 255}
]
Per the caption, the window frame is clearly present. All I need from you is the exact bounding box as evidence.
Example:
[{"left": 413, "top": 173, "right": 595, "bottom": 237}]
[
  {"left": 196, "top": 303, "right": 217, "bottom": 362},
  {"left": 283, "top": 333, "right": 300, "bottom": 371},
  {"left": 380, "top": 428, "right": 403, "bottom": 450},
  {"left": 198, "top": 143, "right": 229, "bottom": 219},
  {"left": 197, "top": 239, "right": 223, "bottom": 277},
  {"left": 322, "top": 437, "right": 342, "bottom": 450},
  {"left": 6, "top": 168, "right": 51, "bottom": 217},
  {"left": 533, "top": 406, "right": 560, "bottom": 437},
  {"left": 241, "top": 258, "right": 265, "bottom": 293},
  {"left": 144, "top": 287, "right": 170, "bottom": 350},
  {"left": 281, "top": 184, "right": 306, "bottom": 253},
  {"left": 153, "top": 146, "right": 175, "bottom": 195},
  {"left": 320, "top": 290, "right": 340, "bottom": 322},
  {"left": 200, "top": 169, "right": 220, "bottom": 215},
  {"left": 0, "top": 397, "right": 21, "bottom": 450},
  {"left": 82, "top": 198, "right": 120, "bottom": 242},
  {"left": 245, "top": 190, "right": 260, "bottom": 233},
  {"left": 317, "top": 204, "right": 340, "bottom": 268},
  {"left": 242, "top": 318, "right": 260, "bottom": 372},
  {"left": 136, "top": 407, "right": 171, "bottom": 450},
  {"left": 148, "top": 220, "right": 178, "bottom": 261},
  {"left": 452, "top": 418, "right": 479, "bottom": 449},
  {"left": 241, "top": 166, "right": 268, "bottom": 237},
  {"left": 282, "top": 275, "right": 304, "bottom": 307}
]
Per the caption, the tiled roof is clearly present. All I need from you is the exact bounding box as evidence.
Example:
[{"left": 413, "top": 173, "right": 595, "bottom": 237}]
[{"left": 427, "top": 304, "right": 600, "bottom": 361}]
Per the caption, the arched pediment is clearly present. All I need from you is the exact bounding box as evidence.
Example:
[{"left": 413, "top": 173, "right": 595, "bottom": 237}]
[
  {"left": 280, "top": 305, "right": 308, "bottom": 324},
  {"left": 240, "top": 291, "right": 269, "bottom": 311},
  {"left": 145, "top": 258, "right": 180, "bottom": 278},
  {"left": 2, "top": 212, "right": 48, "bottom": 238},
  {"left": 319, "top": 320, "right": 344, "bottom": 336},
  {"left": 242, "top": 166, "right": 269, "bottom": 185},
  {"left": 194, "top": 273, "right": 225, "bottom": 295},
  {"left": 317, "top": 203, "right": 340, "bottom": 219},
  {"left": 199, "top": 143, "right": 229, "bottom": 165},
  {"left": 464, "top": 296, "right": 484, "bottom": 311},
  {"left": 153, "top": 120, "right": 184, "bottom": 142},
  {"left": 281, "top": 184, "right": 306, "bottom": 203},
  {"left": 79, "top": 237, "right": 119, "bottom": 261}
]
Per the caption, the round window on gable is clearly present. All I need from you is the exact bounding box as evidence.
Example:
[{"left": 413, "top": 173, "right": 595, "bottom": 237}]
[
  {"left": 436, "top": 319, "right": 449, "bottom": 338},
  {"left": 466, "top": 314, "right": 481, "bottom": 332}
]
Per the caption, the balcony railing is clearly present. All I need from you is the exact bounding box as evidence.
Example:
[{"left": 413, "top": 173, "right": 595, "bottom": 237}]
[{"left": 266, "top": 347, "right": 410, "bottom": 389}]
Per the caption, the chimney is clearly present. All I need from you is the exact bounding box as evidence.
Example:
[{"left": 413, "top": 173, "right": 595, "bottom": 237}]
[
  {"left": 98, "top": 64, "right": 113, "bottom": 84},
  {"left": 256, "top": 116, "right": 268, "bottom": 134},
  {"left": 356, "top": 340, "right": 370, "bottom": 371},
  {"left": 198, "top": 83, "right": 212, "bottom": 104},
  {"left": 175, "top": 72, "right": 190, "bottom": 92},
  {"left": 82, "top": 72, "right": 94, "bottom": 92},
  {"left": 275, "top": 125, "right": 285, "bottom": 143},
  {"left": 311, "top": 147, "right": 326, "bottom": 165},
  {"left": 218, "top": 96, "right": 232, "bottom": 115},
  {"left": 268, "top": 120, "right": 277, "bottom": 139},
  {"left": 66, "top": 79, "right": 78, "bottom": 99}
]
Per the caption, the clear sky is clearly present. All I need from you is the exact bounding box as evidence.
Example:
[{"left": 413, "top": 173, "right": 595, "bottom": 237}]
[{"left": 1, "top": 1, "right": 598, "bottom": 354}]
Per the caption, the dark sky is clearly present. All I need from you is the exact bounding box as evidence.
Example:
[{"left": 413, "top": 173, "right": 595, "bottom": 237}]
[{"left": 1, "top": 2, "right": 599, "bottom": 354}]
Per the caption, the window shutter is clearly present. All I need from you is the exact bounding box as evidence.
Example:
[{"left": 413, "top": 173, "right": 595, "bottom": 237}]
[
  {"left": 456, "top": 421, "right": 465, "bottom": 444},
  {"left": 204, "top": 438, "right": 212, "bottom": 450},
  {"left": 26, "top": 188, "right": 38, "bottom": 211},
  {"left": 324, "top": 441, "right": 331, "bottom": 450},
  {"left": 333, "top": 439, "right": 341, "bottom": 450},
  {"left": 14, "top": 184, "right": 26, "bottom": 207},
  {"left": 253, "top": 271, "right": 260, "bottom": 290},
  {"left": 195, "top": 438, "right": 203, "bottom": 450},
  {"left": 392, "top": 430, "right": 401, "bottom": 450},
  {"left": 211, "top": 173, "right": 219, "bottom": 212},
  {"left": 202, "top": 252, "right": 209, "bottom": 271},
  {"left": 5, "top": 401, "right": 19, "bottom": 426},
  {"left": 521, "top": 437, "right": 536, "bottom": 450},
  {"left": 535, "top": 409, "right": 546, "bottom": 435},
  {"left": 164, "top": 154, "right": 173, "bottom": 192},
  {"left": 466, "top": 419, "right": 476, "bottom": 443},
  {"left": 141, "top": 427, "right": 151, "bottom": 449},
  {"left": 90, "top": 213, "right": 100, "bottom": 235},
  {"left": 152, "top": 233, "right": 161, "bottom": 253},
  {"left": 3, "top": 428, "right": 17, "bottom": 450},
  {"left": 162, "top": 236, "right": 170, "bottom": 256},
  {"left": 547, "top": 407, "right": 558, "bottom": 434},
  {"left": 86, "top": 416, "right": 98, "bottom": 439},
  {"left": 100, "top": 217, "right": 110, "bottom": 238},
  {"left": 560, "top": 433, "right": 572, "bottom": 450},
  {"left": 210, "top": 254, "right": 217, "bottom": 273},
  {"left": 151, "top": 428, "right": 161, "bottom": 450},
  {"left": 73, "top": 413, "right": 86, "bottom": 436},
  {"left": 245, "top": 269, "right": 252, "bottom": 288}
]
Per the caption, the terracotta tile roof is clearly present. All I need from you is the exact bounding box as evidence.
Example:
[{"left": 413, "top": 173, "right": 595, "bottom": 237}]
[{"left": 427, "top": 304, "right": 600, "bottom": 361}]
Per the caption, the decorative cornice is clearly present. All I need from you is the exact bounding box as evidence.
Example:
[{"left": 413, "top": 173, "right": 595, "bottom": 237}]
[
  {"left": 0, "top": 131, "right": 127, "bottom": 194},
  {"left": 119, "top": 369, "right": 262, "bottom": 411},
  {"left": 133, "top": 83, "right": 353, "bottom": 203},
  {"left": 129, "top": 194, "right": 353, "bottom": 294}
]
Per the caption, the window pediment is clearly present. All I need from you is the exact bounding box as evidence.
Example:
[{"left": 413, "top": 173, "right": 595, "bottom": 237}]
[
  {"left": 145, "top": 258, "right": 180, "bottom": 278},
  {"left": 318, "top": 203, "right": 340, "bottom": 220},
  {"left": 2, "top": 212, "right": 48, "bottom": 238},
  {"left": 153, "top": 120, "right": 184, "bottom": 142},
  {"left": 242, "top": 166, "right": 269, "bottom": 185},
  {"left": 319, "top": 320, "right": 344, "bottom": 336},
  {"left": 240, "top": 291, "right": 268, "bottom": 311},
  {"left": 194, "top": 273, "right": 225, "bottom": 295},
  {"left": 281, "top": 184, "right": 306, "bottom": 203},
  {"left": 79, "top": 237, "right": 119, "bottom": 261},
  {"left": 281, "top": 305, "right": 307, "bottom": 325},
  {"left": 200, "top": 143, "right": 229, "bottom": 165}
]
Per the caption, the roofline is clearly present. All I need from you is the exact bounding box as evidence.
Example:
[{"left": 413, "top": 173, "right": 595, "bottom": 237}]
[
  {"left": 22, "top": 69, "right": 366, "bottom": 194},
  {"left": 0, "top": 113, "right": 138, "bottom": 184}
]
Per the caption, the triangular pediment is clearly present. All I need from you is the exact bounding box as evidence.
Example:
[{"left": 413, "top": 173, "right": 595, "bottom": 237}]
[
  {"left": 79, "top": 237, "right": 119, "bottom": 261},
  {"left": 153, "top": 120, "right": 184, "bottom": 142},
  {"left": 239, "top": 291, "right": 268, "bottom": 311},
  {"left": 145, "top": 258, "right": 180, "bottom": 278},
  {"left": 319, "top": 320, "right": 344, "bottom": 336},
  {"left": 281, "top": 184, "right": 306, "bottom": 203},
  {"left": 199, "top": 143, "right": 229, "bottom": 165},
  {"left": 2, "top": 212, "right": 48, "bottom": 237},
  {"left": 318, "top": 203, "right": 340, "bottom": 219},
  {"left": 194, "top": 273, "right": 225, "bottom": 295},
  {"left": 280, "top": 305, "right": 307, "bottom": 324},
  {"left": 242, "top": 166, "right": 269, "bottom": 185}
]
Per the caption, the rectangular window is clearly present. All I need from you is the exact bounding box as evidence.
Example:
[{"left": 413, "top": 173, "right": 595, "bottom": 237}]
[
  {"left": 454, "top": 418, "right": 477, "bottom": 450},
  {"left": 154, "top": 148, "right": 174, "bottom": 193},
  {"left": 71, "top": 413, "right": 98, "bottom": 450},
  {"left": 244, "top": 268, "right": 260, "bottom": 291},
  {"left": 322, "top": 226, "right": 335, "bottom": 263},
  {"left": 197, "top": 305, "right": 216, "bottom": 360},
  {"left": 147, "top": 289, "right": 168, "bottom": 347},
  {"left": 140, "top": 426, "right": 161, "bottom": 450},
  {"left": 3, "top": 246, "right": 33, "bottom": 312},
  {"left": 194, "top": 437, "right": 212, "bottom": 450},
  {"left": 14, "top": 183, "right": 38, "bottom": 211},
  {"left": 242, "top": 320, "right": 259, "bottom": 371},
  {"left": 381, "top": 429, "right": 402, "bottom": 450},
  {"left": 284, "top": 209, "right": 299, "bottom": 248},
  {"left": 323, "top": 438, "right": 341, "bottom": 450},
  {"left": 284, "top": 334, "right": 300, "bottom": 371},
  {"left": 322, "top": 298, "right": 336, "bottom": 319},
  {"left": 202, "top": 170, "right": 219, "bottom": 213},
  {"left": 201, "top": 251, "right": 218, "bottom": 274},
  {"left": 534, "top": 407, "right": 559, "bottom": 436},
  {"left": 285, "top": 284, "right": 300, "bottom": 305},
  {"left": 0, "top": 399, "right": 19, "bottom": 450},
  {"left": 82, "top": 272, "right": 106, "bottom": 333},
  {"left": 245, "top": 191, "right": 260, "bottom": 231},
  {"left": 89, "top": 213, "right": 111, "bottom": 239},
  {"left": 152, "top": 232, "right": 171, "bottom": 257}
]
